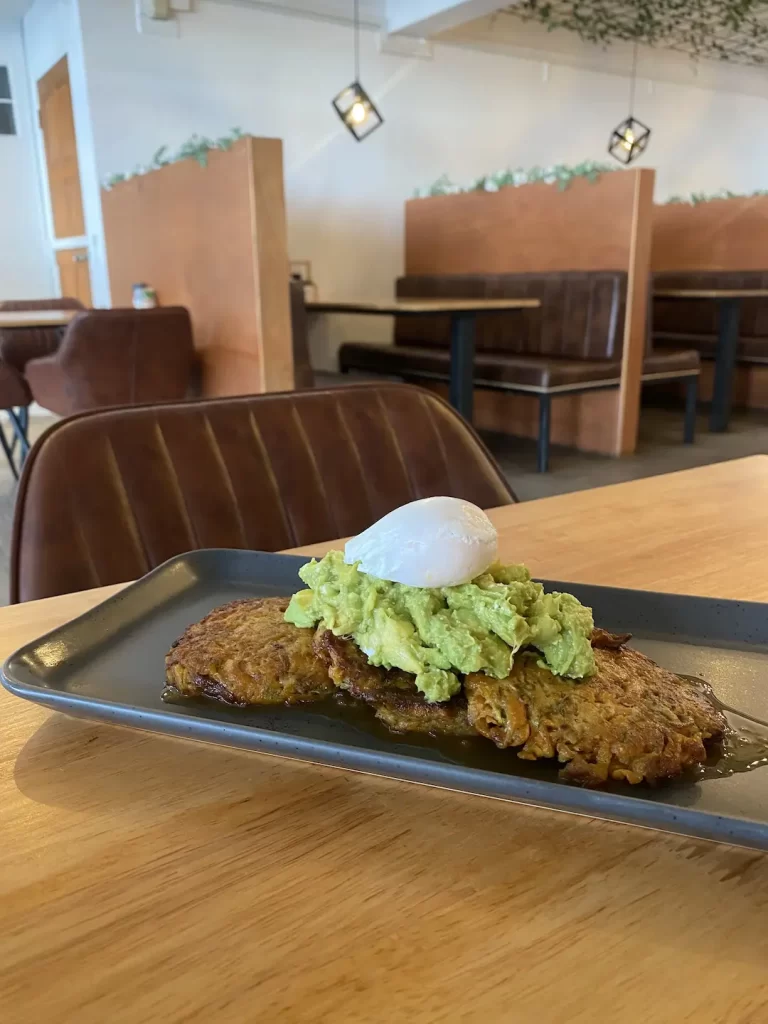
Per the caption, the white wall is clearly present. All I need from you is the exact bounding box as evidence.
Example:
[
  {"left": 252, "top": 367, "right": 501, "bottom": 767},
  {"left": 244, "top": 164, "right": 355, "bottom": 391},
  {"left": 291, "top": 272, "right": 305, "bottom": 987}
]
[
  {"left": 22, "top": 0, "right": 110, "bottom": 305},
  {"left": 0, "top": 18, "right": 51, "bottom": 301},
  {"left": 74, "top": 0, "right": 768, "bottom": 366}
]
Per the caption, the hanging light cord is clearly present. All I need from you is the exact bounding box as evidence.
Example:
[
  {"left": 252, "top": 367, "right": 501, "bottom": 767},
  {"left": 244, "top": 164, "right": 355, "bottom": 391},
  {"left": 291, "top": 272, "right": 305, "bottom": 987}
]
[
  {"left": 354, "top": 0, "right": 360, "bottom": 83},
  {"left": 628, "top": 40, "right": 638, "bottom": 116}
]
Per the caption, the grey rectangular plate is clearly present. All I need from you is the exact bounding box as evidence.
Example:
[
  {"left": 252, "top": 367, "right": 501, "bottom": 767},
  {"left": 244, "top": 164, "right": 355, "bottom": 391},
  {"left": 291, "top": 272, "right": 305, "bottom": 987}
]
[{"left": 4, "top": 549, "right": 768, "bottom": 850}]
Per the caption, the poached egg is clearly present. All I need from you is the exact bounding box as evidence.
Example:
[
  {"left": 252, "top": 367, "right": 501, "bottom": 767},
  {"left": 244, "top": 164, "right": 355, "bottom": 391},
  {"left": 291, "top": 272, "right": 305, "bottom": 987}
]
[{"left": 344, "top": 496, "right": 498, "bottom": 588}]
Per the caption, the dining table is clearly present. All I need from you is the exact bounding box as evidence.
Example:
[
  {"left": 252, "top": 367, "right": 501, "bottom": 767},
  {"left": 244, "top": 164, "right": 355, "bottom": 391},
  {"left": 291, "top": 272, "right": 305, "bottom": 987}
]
[
  {"left": 0, "top": 309, "right": 79, "bottom": 329},
  {"left": 654, "top": 287, "right": 768, "bottom": 433},
  {"left": 2, "top": 455, "right": 768, "bottom": 1022},
  {"left": 306, "top": 298, "right": 540, "bottom": 423}
]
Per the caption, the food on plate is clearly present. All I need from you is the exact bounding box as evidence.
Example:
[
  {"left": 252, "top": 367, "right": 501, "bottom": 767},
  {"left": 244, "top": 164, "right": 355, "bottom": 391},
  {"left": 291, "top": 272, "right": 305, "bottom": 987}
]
[
  {"left": 164, "top": 497, "right": 729, "bottom": 787},
  {"left": 165, "top": 597, "right": 334, "bottom": 706},
  {"left": 464, "top": 637, "right": 726, "bottom": 784},
  {"left": 314, "top": 629, "right": 475, "bottom": 737},
  {"left": 344, "top": 495, "right": 498, "bottom": 588},
  {"left": 285, "top": 551, "right": 595, "bottom": 703}
]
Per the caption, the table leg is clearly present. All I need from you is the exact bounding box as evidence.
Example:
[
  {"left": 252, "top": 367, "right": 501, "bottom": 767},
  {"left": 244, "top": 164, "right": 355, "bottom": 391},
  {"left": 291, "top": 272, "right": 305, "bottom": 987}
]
[
  {"left": 449, "top": 313, "right": 475, "bottom": 422},
  {"left": 709, "top": 297, "right": 741, "bottom": 433}
]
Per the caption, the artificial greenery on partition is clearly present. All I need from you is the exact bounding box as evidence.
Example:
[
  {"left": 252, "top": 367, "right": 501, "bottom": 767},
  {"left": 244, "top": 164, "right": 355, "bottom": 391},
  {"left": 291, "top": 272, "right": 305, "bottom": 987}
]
[
  {"left": 413, "top": 159, "right": 615, "bottom": 198},
  {"left": 102, "top": 128, "right": 245, "bottom": 190},
  {"left": 664, "top": 187, "right": 768, "bottom": 205},
  {"left": 504, "top": 0, "right": 768, "bottom": 67}
]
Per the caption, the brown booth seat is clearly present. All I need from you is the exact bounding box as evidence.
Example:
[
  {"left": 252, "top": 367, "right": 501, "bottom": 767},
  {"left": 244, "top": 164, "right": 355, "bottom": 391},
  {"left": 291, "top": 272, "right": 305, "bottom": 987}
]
[
  {"left": 653, "top": 270, "right": 768, "bottom": 363},
  {"left": 340, "top": 341, "right": 699, "bottom": 391},
  {"left": 0, "top": 296, "right": 86, "bottom": 372},
  {"left": 339, "top": 272, "right": 700, "bottom": 470},
  {"left": 25, "top": 306, "right": 195, "bottom": 416},
  {"left": 11, "top": 383, "right": 515, "bottom": 603}
]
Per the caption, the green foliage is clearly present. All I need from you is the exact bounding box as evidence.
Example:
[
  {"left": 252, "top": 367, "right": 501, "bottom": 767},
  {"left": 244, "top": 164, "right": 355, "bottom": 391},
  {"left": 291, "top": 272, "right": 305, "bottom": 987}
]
[
  {"left": 664, "top": 188, "right": 768, "bottom": 205},
  {"left": 413, "top": 160, "right": 616, "bottom": 199},
  {"left": 506, "top": 0, "right": 768, "bottom": 67},
  {"left": 102, "top": 128, "right": 245, "bottom": 189}
]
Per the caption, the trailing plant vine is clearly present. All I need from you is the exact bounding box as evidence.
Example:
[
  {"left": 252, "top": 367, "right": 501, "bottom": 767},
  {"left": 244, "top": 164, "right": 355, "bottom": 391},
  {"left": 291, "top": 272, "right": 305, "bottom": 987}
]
[
  {"left": 102, "top": 128, "right": 245, "bottom": 190},
  {"left": 413, "top": 160, "right": 615, "bottom": 198},
  {"left": 504, "top": 1, "right": 768, "bottom": 66}
]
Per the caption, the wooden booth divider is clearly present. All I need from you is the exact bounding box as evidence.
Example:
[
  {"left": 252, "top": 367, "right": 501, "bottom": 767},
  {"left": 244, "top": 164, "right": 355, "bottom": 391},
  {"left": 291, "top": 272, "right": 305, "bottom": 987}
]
[
  {"left": 652, "top": 196, "right": 768, "bottom": 409},
  {"left": 101, "top": 136, "right": 293, "bottom": 398},
  {"left": 404, "top": 169, "right": 655, "bottom": 456}
]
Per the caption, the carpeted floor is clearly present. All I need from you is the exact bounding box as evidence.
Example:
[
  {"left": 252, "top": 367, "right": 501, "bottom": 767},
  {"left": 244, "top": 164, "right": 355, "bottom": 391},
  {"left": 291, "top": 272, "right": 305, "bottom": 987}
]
[{"left": 0, "top": 408, "right": 765, "bottom": 606}]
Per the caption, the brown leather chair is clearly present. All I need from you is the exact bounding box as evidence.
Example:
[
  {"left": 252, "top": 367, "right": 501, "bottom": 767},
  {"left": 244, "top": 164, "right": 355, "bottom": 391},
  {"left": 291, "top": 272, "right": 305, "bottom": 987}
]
[
  {"left": 0, "top": 297, "right": 86, "bottom": 372},
  {"left": 0, "top": 362, "right": 31, "bottom": 480},
  {"left": 340, "top": 272, "right": 700, "bottom": 470},
  {"left": 11, "top": 383, "right": 515, "bottom": 602},
  {"left": 25, "top": 306, "right": 195, "bottom": 416}
]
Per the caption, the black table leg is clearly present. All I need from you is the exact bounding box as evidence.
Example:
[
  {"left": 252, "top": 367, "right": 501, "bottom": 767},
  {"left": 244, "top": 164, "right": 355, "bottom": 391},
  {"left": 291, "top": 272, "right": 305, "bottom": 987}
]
[
  {"left": 449, "top": 313, "right": 475, "bottom": 423},
  {"left": 709, "top": 297, "right": 741, "bottom": 432}
]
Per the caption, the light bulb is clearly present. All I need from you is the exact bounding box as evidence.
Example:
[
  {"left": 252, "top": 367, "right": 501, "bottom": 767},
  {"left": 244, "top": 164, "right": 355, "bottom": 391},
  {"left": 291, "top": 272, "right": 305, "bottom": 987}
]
[
  {"left": 349, "top": 100, "right": 368, "bottom": 125},
  {"left": 621, "top": 128, "right": 635, "bottom": 152}
]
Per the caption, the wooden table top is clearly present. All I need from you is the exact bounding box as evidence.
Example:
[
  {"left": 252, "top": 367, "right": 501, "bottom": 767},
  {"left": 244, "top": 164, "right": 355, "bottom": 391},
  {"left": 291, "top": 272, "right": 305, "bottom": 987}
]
[
  {"left": 655, "top": 288, "right": 768, "bottom": 300},
  {"left": 3, "top": 455, "right": 768, "bottom": 1022},
  {"left": 0, "top": 309, "right": 78, "bottom": 328},
  {"left": 306, "top": 298, "right": 540, "bottom": 315}
]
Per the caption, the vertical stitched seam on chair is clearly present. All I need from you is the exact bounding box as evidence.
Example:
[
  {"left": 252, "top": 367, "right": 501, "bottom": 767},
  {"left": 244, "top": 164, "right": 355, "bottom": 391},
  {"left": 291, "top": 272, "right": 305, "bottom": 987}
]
[
  {"left": 290, "top": 404, "right": 338, "bottom": 538},
  {"left": 104, "top": 436, "right": 151, "bottom": 574},
  {"left": 65, "top": 470, "right": 102, "bottom": 589},
  {"left": 202, "top": 413, "right": 247, "bottom": 548},
  {"left": 153, "top": 417, "right": 199, "bottom": 549},
  {"left": 376, "top": 391, "right": 414, "bottom": 497},
  {"left": 247, "top": 409, "right": 295, "bottom": 547},
  {"left": 420, "top": 395, "right": 455, "bottom": 495},
  {"left": 335, "top": 400, "right": 375, "bottom": 522}
]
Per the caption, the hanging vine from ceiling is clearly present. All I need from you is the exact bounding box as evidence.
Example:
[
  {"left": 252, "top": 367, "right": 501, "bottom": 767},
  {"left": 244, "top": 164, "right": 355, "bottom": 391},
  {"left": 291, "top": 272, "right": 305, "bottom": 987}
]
[{"left": 503, "top": 1, "right": 768, "bottom": 66}]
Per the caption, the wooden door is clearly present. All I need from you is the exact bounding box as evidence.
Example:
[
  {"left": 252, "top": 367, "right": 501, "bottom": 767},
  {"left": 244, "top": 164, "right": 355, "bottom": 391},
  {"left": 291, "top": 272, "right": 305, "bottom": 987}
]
[
  {"left": 56, "top": 248, "right": 92, "bottom": 306},
  {"left": 37, "top": 57, "right": 85, "bottom": 239}
]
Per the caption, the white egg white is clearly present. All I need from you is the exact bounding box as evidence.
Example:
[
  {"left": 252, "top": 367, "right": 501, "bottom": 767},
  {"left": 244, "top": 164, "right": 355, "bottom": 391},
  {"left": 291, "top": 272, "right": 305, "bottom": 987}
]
[{"left": 344, "top": 496, "right": 498, "bottom": 588}]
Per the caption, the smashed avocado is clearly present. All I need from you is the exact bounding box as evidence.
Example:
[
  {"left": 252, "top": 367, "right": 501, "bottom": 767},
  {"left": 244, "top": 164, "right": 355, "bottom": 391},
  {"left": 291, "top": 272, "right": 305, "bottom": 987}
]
[{"left": 285, "top": 551, "right": 594, "bottom": 702}]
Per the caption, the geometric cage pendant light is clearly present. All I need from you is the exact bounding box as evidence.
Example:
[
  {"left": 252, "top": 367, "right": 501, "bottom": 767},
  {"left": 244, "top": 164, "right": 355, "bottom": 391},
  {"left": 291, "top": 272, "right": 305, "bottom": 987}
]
[
  {"left": 608, "top": 42, "right": 651, "bottom": 165},
  {"left": 331, "top": 0, "right": 384, "bottom": 141}
]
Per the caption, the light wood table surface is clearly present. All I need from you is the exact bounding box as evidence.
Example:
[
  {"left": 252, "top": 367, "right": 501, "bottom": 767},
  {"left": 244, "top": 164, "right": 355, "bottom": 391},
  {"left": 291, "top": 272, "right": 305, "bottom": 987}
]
[
  {"left": 655, "top": 288, "right": 768, "bottom": 299},
  {"left": 3, "top": 456, "right": 768, "bottom": 1023},
  {"left": 0, "top": 309, "right": 78, "bottom": 329},
  {"left": 306, "top": 298, "right": 540, "bottom": 315}
]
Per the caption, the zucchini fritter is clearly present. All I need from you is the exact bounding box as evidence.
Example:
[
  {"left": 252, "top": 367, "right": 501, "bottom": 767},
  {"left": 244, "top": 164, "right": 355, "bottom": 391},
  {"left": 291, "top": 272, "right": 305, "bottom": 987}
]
[
  {"left": 313, "top": 630, "right": 475, "bottom": 737},
  {"left": 166, "top": 597, "right": 335, "bottom": 706},
  {"left": 464, "top": 644, "right": 726, "bottom": 785}
]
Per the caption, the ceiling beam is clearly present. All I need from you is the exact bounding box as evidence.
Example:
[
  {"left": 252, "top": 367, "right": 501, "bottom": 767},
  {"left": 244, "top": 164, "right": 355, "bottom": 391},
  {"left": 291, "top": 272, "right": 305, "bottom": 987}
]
[{"left": 386, "top": 0, "right": 512, "bottom": 38}]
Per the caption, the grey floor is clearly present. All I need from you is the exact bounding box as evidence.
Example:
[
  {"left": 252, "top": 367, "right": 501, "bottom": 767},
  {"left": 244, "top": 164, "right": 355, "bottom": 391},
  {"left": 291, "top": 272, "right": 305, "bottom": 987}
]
[{"left": 0, "top": 406, "right": 765, "bottom": 606}]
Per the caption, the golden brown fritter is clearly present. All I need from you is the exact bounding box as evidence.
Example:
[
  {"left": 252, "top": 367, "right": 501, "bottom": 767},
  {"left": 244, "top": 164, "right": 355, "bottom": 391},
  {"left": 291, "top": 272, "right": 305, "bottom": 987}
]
[
  {"left": 165, "top": 597, "right": 335, "bottom": 706},
  {"left": 313, "top": 630, "right": 475, "bottom": 737},
  {"left": 464, "top": 644, "right": 726, "bottom": 785}
]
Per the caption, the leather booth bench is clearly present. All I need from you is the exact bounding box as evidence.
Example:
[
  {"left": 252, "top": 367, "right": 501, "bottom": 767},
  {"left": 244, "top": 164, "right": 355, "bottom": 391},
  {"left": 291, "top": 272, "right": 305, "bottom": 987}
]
[{"left": 339, "top": 272, "right": 700, "bottom": 471}]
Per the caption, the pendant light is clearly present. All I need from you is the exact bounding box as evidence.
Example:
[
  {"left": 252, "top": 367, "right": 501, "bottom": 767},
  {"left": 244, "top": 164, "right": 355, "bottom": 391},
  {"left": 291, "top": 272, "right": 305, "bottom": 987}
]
[
  {"left": 608, "top": 42, "right": 651, "bottom": 164},
  {"left": 331, "top": 0, "right": 383, "bottom": 141}
]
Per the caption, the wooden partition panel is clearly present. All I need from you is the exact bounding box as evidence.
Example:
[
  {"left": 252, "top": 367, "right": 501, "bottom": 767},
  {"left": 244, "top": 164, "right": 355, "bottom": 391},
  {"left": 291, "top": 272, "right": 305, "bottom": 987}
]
[
  {"left": 405, "top": 169, "right": 655, "bottom": 455},
  {"left": 653, "top": 196, "right": 768, "bottom": 271},
  {"left": 101, "top": 136, "right": 293, "bottom": 398}
]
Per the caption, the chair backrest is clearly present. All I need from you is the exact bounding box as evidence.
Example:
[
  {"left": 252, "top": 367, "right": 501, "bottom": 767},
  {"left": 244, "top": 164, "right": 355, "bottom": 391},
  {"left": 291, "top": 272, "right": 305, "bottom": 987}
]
[
  {"left": 57, "top": 306, "right": 194, "bottom": 411},
  {"left": 11, "top": 383, "right": 515, "bottom": 602},
  {"left": 653, "top": 270, "right": 768, "bottom": 340},
  {"left": 0, "top": 297, "right": 85, "bottom": 312},
  {"left": 394, "top": 272, "right": 627, "bottom": 360}
]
